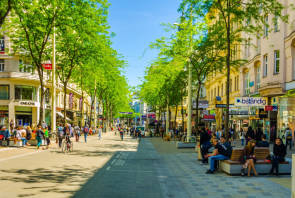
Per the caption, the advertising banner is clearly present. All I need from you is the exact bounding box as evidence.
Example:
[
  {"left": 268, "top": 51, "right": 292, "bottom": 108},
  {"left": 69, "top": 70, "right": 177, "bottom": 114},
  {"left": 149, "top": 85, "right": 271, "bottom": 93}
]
[{"left": 235, "top": 97, "right": 267, "bottom": 107}]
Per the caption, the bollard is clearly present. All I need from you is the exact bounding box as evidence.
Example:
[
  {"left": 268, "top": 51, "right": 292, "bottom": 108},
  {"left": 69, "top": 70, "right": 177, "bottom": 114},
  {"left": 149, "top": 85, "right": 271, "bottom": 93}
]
[{"left": 292, "top": 154, "right": 295, "bottom": 198}]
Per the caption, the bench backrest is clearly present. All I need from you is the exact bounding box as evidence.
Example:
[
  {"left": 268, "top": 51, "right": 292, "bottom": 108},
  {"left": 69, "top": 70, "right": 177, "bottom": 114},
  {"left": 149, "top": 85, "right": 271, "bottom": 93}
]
[
  {"left": 254, "top": 147, "right": 270, "bottom": 160},
  {"left": 230, "top": 149, "right": 244, "bottom": 161}
]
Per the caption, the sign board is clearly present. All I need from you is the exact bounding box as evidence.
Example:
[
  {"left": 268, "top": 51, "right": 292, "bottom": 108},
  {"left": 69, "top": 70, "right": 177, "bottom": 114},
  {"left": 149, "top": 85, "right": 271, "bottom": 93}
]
[
  {"left": 216, "top": 104, "right": 234, "bottom": 108},
  {"left": 249, "top": 81, "right": 254, "bottom": 87},
  {"left": 119, "top": 112, "right": 133, "bottom": 115},
  {"left": 42, "top": 63, "right": 52, "bottom": 70},
  {"left": 203, "top": 114, "right": 215, "bottom": 121},
  {"left": 235, "top": 97, "right": 267, "bottom": 107},
  {"left": 17, "top": 101, "right": 40, "bottom": 107},
  {"left": 259, "top": 108, "right": 268, "bottom": 118},
  {"left": 265, "top": 105, "right": 278, "bottom": 111},
  {"left": 198, "top": 100, "right": 209, "bottom": 109},
  {"left": 216, "top": 96, "right": 221, "bottom": 101},
  {"left": 229, "top": 110, "right": 249, "bottom": 115}
]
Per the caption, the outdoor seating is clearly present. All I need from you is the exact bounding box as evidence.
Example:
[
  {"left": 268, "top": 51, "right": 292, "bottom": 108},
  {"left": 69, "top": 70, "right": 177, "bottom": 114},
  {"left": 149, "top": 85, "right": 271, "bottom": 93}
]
[{"left": 219, "top": 148, "right": 292, "bottom": 175}]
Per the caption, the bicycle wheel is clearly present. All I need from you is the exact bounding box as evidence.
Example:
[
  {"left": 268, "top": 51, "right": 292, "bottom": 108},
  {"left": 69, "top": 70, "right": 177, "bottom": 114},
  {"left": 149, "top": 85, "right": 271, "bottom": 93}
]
[
  {"left": 61, "top": 140, "right": 66, "bottom": 153},
  {"left": 69, "top": 142, "right": 73, "bottom": 152}
]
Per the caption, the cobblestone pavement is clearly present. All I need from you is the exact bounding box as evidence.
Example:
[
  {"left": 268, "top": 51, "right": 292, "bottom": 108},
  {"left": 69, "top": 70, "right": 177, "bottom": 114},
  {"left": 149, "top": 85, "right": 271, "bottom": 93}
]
[
  {"left": 73, "top": 137, "right": 291, "bottom": 198},
  {"left": 0, "top": 134, "right": 292, "bottom": 198}
]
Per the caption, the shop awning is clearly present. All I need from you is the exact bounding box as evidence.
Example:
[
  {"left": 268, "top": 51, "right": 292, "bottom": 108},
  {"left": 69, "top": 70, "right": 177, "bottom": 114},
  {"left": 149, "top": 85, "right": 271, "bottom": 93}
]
[{"left": 56, "top": 112, "right": 71, "bottom": 121}]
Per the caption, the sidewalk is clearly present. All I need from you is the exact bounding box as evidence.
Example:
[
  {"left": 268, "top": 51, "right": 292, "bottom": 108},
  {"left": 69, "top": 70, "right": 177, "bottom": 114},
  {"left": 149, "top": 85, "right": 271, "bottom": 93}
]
[{"left": 150, "top": 137, "right": 291, "bottom": 198}]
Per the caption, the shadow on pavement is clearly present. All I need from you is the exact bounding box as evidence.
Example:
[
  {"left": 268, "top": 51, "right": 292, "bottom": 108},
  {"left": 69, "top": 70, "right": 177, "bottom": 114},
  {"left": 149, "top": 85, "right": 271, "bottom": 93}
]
[
  {"left": 71, "top": 138, "right": 163, "bottom": 198},
  {"left": 0, "top": 165, "right": 90, "bottom": 197}
]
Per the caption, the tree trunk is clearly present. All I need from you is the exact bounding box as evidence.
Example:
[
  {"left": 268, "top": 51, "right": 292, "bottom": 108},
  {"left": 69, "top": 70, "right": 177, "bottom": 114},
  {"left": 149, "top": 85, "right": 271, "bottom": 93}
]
[
  {"left": 174, "top": 104, "right": 178, "bottom": 131},
  {"left": 63, "top": 82, "right": 67, "bottom": 126},
  {"left": 38, "top": 68, "right": 45, "bottom": 126},
  {"left": 195, "top": 82, "right": 202, "bottom": 129},
  {"left": 181, "top": 100, "right": 184, "bottom": 133},
  {"left": 89, "top": 87, "right": 97, "bottom": 127}
]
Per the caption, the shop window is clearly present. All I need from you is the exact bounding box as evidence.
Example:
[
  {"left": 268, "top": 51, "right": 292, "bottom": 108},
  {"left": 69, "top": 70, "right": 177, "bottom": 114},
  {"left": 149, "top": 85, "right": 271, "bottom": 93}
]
[
  {"left": 274, "top": 50, "right": 280, "bottom": 74},
  {"left": 0, "top": 85, "right": 9, "bottom": 100},
  {"left": 15, "top": 85, "right": 36, "bottom": 101},
  {"left": 0, "top": 59, "right": 4, "bottom": 72}
]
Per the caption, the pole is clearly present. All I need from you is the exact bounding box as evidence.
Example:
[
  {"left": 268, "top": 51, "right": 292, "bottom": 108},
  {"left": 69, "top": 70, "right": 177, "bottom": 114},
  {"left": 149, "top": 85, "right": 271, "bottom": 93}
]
[
  {"left": 51, "top": 5, "right": 56, "bottom": 133},
  {"left": 292, "top": 154, "right": 295, "bottom": 198},
  {"left": 186, "top": 5, "right": 193, "bottom": 142}
]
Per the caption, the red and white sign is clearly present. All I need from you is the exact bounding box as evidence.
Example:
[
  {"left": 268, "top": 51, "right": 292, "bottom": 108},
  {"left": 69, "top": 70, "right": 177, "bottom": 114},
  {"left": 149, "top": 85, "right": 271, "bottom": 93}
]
[
  {"left": 265, "top": 105, "right": 273, "bottom": 111},
  {"left": 42, "top": 63, "right": 52, "bottom": 70}
]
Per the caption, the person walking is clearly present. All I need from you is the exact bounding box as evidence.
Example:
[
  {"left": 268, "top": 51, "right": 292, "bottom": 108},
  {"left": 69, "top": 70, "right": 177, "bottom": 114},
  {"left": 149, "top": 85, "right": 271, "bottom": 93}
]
[
  {"left": 26, "top": 126, "right": 32, "bottom": 146},
  {"left": 200, "top": 128, "right": 211, "bottom": 164},
  {"left": 285, "top": 127, "right": 292, "bottom": 150},
  {"left": 74, "top": 125, "right": 80, "bottom": 142},
  {"left": 120, "top": 128, "right": 124, "bottom": 140},
  {"left": 57, "top": 124, "right": 64, "bottom": 148},
  {"left": 36, "top": 126, "right": 44, "bottom": 150},
  {"left": 269, "top": 138, "right": 286, "bottom": 176},
  {"left": 240, "top": 128, "right": 245, "bottom": 146},
  {"left": 83, "top": 125, "right": 89, "bottom": 143},
  {"left": 44, "top": 127, "right": 50, "bottom": 149},
  {"left": 98, "top": 126, "right": 102, "bottom": 140}
]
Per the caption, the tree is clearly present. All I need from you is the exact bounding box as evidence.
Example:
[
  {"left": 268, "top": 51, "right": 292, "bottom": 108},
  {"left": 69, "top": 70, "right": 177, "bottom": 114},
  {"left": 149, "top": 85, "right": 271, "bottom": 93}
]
[
  {"left": 0, "top": 0, "right": 12, "bottom": 27},
  {"left": 55, "top": 0, "right": 109, "bottom": 125},
  {"left": 180, "top": 0, "right": 287, "bottom": 137},
  {"left": 7, "top": 0, "right": 60, "bottom": 125}
]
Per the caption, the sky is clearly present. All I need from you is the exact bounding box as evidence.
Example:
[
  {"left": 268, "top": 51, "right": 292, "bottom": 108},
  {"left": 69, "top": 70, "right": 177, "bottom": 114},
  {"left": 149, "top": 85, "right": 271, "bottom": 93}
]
[{"left": 108, "top": 0, "right": 181, "bottom": 87}]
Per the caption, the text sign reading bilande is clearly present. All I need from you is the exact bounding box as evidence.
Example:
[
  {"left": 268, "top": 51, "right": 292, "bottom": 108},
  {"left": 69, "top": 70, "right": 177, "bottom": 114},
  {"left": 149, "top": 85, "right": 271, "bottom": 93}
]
[{"left": 19, "top": 101, "right": 35, "bottom": 106}]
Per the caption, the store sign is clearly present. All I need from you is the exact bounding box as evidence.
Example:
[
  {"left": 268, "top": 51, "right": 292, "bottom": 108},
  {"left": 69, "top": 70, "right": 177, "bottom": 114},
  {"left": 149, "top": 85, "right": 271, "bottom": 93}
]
[
  {"left": 235, "top": 97, "right": 267, "bottom": 107},
  {"left": 216, "top": 104, "right": 234, "bottom": 108},
  {"left": 229, "top": 110, "right": 249, "bottom": 115},
  {"left": 193, "top": 100, "right": 209, "bottom": 109},
  {"left": 199, "top": 100, "right": 209, "bottom": 109},
  {"left": 18, "top": 101, "right": 39, "bottom": 107},
  {"left": 203, "top": 114, "right": 215, "bottom": 121},
  {"left": 259, "top": 108, "right": 268, "bottom": 118},
  {"left": 265, "top": 105, "right": 278, "bottom": 111},
  {"left": 42, "top": 63, "right": 52, "bottom": 70}
]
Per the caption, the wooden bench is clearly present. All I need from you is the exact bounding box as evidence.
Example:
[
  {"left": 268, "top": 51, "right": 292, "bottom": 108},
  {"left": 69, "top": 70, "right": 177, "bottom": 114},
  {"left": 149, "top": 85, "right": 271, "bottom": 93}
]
[{"left": 219, "top": 147, "right": 292, "bottom": 175}]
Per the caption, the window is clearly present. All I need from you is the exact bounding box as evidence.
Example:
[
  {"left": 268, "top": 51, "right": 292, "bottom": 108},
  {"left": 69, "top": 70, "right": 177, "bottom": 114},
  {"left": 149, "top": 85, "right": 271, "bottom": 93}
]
[
  {"left": 237, "top": 76, "right": 239, "bottom": 90},
  {"left": 15, "top": 85, "right": 36, "bottom": 100},
  {"left": 244, "top": 72, "right": 250, "bottom": 95},
  {"left": 264, "top": 15, "right": 269, "bottom": 37},
  {"left": 217, "top": 86, "right": 220, "bottom": 96},
  {"left": 0, "top": 85, "right": 9, "bottom": 100},
  {"left": 19, "top": 60, "right": 32, "bottom": 73},
  {"left": 274, "top": 50, "right": 280, "bottom": 74},
  {"left": 221, "top": 83, "right": 223, "bottom": 96},
  {"left": 0, "top": 37, "right": 4, "bottom": 53},
  {"left": 230, "top": 79, "right": 232, "bottom": 92},
  {"left": 274, "top": 15, "right": 279, "bottom": 32},
  {"left": 0, "top": 59, "right": 4, "bottom": 72},
  {"left": 245, "top": 38, "right": 251, "bottom": 58},
  {"left": 256, "top": 66, "right": 261, "bottom": 90},
  {"left": 263, "top": 55, "right": 268, "bottom": 77}
]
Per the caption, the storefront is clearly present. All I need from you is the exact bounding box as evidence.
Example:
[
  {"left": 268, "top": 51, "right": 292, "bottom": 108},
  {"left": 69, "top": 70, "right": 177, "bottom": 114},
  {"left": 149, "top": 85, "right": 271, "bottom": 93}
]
[
  {"left": 0, "top": 105, "right": 8, "bottom": 127},
  {"left": 15, "top": 106, "right": 32, "bottom": 126},
  {"left": 277, "top": 97, "right": 295, "bottom": 140}
]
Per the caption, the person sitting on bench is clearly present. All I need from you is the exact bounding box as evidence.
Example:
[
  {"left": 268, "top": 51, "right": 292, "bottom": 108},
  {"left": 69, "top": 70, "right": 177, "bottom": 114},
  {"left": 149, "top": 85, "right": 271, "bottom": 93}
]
[
  {"left": 200, "top": 128, "right": 211, "bottom": 164},
  {"left": 241, "top": 140, "right": 258, "bottom": 176},
  {"left": 269, "top": 138, "right": 286, "bottom": 176},
  {"left": 256, "top": 134, "right": 269, "bottom": 147},
  {"left": 205, "top": 136, "right": 232, "bottom": 174}
]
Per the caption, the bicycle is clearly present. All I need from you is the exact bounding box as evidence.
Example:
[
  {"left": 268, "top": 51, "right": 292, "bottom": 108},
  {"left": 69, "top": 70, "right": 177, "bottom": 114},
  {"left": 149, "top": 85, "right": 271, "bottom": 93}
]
[{"left": 61, "top": 135, "right": 73, "bottom": 153}]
